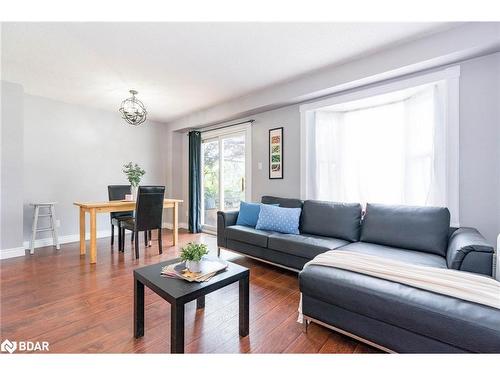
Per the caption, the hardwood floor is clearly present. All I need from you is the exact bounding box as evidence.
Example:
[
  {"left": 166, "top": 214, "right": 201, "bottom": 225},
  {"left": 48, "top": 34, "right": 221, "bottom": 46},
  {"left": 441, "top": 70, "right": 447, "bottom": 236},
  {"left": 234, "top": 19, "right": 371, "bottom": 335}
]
[{"left": 0, "top": 230, "right": 378, "bottom": 353}]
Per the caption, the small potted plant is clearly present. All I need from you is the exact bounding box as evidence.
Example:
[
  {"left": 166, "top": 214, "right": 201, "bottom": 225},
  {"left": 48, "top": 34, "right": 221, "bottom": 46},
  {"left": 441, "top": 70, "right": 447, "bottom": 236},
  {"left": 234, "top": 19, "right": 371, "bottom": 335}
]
[
  {"left": 123, "top": 162, "right": 146, "bottom": 200},
  {"left": 180, "top": 242, "right": 209, "bottom": 273}
]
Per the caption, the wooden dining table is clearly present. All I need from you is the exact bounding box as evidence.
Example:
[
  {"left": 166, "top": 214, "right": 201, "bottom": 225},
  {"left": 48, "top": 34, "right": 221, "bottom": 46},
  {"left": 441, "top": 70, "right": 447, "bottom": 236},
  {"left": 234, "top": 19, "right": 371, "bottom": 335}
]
[{"left": 74, "top": 199, "right": 183, "bottom": 264}]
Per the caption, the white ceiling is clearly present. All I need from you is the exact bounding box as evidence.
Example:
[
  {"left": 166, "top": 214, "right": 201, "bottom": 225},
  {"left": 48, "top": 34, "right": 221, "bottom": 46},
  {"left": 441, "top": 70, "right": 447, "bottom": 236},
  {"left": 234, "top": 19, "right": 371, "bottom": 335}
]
[{"left": 1, "top": 22, "right": 459, "bottom": 123}]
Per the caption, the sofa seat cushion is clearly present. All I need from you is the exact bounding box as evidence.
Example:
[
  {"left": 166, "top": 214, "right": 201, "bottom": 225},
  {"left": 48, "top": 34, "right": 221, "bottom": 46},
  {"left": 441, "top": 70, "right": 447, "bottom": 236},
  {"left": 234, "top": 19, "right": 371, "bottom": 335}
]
[
  {"left": 268, "top": 233, "right": 348, "bottom": 260},
  {"left": 299, "top": 266, "right": 500, "bottom": 352},
  {"left": 339, "top": 242, "right": 447, "bottom": 269},
  {"left": 225, "top": 225, "right": 274, "bottom": 247}
]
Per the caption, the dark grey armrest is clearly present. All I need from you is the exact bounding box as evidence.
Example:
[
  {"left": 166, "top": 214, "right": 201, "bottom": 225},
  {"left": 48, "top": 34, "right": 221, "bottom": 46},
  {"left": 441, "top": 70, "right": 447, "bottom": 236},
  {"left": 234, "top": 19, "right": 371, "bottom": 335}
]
[
  {"left": 446, "top": 227, "right": 494, "bottom": 276},
  {"left": 217, "top": 211, "right": 239, "bottom": 247}
]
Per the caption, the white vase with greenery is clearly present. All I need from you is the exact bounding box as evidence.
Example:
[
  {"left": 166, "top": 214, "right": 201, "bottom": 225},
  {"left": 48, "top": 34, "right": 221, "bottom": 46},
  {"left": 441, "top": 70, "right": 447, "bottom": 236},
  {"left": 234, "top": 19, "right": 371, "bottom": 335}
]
[
  {"left": 180, "top": 243, "right": 209, "bottom": 273},
  {"left": 123, "top": 162, "right": 146, "bottom": 200}
]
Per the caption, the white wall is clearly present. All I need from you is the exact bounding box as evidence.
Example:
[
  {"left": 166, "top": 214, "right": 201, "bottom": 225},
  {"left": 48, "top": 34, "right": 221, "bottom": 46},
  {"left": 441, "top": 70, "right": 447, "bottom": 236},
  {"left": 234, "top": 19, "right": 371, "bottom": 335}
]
[
  {"left": 1, "top": 81, "right": 24, "bottom": 253},
  {"left": 169, "top": 105, "right": 301, "bottom": 225},
  {"left": 458, "top": 53, "right": 500, "bottom": 246},
  {"left": 169, "top": 52, "right": 500, "bottom": 247},
  {"left": 169, "top": 130, "right": 188, "bottom": 226},
  {"left": 213, "top": 106, "right": 301, "bottom": 201},
  {"left": 21, "top": 94, "right": 170, "bottom": 244}
]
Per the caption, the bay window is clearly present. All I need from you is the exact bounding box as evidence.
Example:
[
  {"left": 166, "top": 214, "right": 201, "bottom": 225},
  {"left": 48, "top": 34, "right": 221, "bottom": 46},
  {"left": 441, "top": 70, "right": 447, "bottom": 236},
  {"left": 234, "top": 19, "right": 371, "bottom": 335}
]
[{"left": 300, "top": 67, "right": 460, "bottom": 225}]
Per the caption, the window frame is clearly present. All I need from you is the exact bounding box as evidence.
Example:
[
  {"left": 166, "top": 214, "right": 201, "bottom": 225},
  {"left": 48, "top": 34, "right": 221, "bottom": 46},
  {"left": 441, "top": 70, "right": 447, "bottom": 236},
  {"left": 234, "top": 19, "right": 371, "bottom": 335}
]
[
  {"left": 299, "top": 66, "right": 460, "bottom": 226},
  {"left": 200, "top": 123, "right": 252, "bottom": 233}
]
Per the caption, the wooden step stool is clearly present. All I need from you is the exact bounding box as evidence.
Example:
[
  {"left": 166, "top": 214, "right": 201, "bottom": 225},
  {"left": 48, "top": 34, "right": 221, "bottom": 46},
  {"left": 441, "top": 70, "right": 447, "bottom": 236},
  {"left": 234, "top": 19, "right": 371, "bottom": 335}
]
[{"left": 30, "top": 202, "right": 60, "bottom": 254}]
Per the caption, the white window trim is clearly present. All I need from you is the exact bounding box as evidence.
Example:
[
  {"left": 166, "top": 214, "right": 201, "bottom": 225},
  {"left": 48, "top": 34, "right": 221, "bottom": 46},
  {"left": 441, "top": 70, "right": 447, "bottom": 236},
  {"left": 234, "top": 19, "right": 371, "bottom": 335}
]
[{"left": 300, "top": 66, "right": 460, "bottom": 226}]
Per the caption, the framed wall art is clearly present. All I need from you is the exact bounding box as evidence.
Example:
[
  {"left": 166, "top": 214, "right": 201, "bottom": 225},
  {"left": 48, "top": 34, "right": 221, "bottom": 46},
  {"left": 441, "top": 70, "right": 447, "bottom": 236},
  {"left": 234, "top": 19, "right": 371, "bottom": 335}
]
[{"left": 269, "top": 127, "right": 283, "bottom": 179}]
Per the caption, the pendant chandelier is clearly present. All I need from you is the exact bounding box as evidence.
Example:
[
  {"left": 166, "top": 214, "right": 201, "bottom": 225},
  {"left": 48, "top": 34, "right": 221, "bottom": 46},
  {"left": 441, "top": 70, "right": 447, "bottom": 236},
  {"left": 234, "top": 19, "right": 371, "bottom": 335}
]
[{"left": 119, "top": 90, "right": 147, "bottom": 126}]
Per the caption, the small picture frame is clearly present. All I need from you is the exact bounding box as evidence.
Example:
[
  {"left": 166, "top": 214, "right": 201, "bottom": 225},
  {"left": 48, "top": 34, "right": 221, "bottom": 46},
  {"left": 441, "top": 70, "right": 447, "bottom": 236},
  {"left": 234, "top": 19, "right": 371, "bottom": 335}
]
[{"left": 269, "top": 127, "right": 283, "bottom": 179}]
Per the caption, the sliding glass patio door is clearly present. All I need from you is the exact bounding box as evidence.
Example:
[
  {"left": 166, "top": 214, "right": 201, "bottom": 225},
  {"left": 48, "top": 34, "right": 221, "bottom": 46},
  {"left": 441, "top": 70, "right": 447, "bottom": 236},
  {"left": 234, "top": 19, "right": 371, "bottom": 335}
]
[{"left": 201, "top": 126, "right": 251, "bottom": 232}]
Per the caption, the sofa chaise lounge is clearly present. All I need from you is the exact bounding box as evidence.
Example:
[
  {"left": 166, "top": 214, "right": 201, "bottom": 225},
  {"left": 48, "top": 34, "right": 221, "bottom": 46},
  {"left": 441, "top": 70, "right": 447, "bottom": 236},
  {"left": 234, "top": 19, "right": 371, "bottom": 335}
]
[{"left": 216, "top": 196, "right": 500, "bottom": 353}]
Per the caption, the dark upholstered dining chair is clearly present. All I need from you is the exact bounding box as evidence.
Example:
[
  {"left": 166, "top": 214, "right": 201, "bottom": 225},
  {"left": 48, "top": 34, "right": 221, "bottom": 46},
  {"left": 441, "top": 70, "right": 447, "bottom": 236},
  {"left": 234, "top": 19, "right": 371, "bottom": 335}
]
[
  {"left": 119, "top": 186, "right": 165, "bottom": 258},
  {"left": 108, "top": 185, "right": 134, "bottom": 250}
]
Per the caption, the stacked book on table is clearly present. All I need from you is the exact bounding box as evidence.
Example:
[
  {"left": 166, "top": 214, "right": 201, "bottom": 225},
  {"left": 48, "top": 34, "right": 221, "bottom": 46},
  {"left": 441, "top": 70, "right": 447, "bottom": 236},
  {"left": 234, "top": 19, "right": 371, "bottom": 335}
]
[{"left": 161, "top": 258, "right": 228, "bottom": 282}]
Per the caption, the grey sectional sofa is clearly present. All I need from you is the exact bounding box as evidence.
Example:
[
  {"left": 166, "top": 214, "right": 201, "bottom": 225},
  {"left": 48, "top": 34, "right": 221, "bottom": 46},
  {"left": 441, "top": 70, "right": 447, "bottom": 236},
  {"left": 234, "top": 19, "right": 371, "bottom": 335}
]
[{"left": 217, "top": 196, "right": 500, "bottom": 353}]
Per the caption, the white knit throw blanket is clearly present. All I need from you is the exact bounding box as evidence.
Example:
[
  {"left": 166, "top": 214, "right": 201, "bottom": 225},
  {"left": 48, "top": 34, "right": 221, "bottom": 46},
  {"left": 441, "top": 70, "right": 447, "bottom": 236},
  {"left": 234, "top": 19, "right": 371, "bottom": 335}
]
[{"left": 297, "top": 250, "right": 500, "bottom": 323}]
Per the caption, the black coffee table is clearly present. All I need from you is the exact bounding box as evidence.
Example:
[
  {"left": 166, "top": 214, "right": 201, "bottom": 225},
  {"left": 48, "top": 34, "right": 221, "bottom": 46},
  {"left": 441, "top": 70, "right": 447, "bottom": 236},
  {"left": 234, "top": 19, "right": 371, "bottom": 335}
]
[{"left": 133, "top": 258, "right": 249, "bottom": 353}]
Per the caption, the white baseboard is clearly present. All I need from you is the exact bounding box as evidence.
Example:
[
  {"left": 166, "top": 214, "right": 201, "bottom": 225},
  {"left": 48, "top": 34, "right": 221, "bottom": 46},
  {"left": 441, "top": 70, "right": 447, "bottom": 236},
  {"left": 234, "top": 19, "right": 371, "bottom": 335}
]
[
  {"left": 5, "top": 223, "right": 189, "bottom": 260},
  {"left": 22, "top": 230, "right": 112, "bottom": 252},
  {"left": 0, "top": 246, "right": 27, "bottom": 260}
]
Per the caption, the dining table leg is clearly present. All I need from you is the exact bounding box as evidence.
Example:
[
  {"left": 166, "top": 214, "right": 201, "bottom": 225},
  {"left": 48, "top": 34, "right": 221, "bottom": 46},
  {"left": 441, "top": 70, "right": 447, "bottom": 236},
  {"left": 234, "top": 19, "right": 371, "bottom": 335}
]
[
  {"left": 79, "top": 208, "right": 86, "bottom": 255},
  {"left": 89, "top": 208, "right": 97, "bottom": 264},
  {"left": 173, "top": 202, "right": 179, "bottom": 246}
]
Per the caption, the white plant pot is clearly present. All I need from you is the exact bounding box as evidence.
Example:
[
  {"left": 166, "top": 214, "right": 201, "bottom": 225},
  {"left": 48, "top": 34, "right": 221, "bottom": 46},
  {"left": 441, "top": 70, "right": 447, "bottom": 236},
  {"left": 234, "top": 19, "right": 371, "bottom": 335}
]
[
  {"left": 186, "top": 260, "right": 202, "bottom": 273},
  {"left": 131, "top": 185, "right": 138, "bottom": 201}
]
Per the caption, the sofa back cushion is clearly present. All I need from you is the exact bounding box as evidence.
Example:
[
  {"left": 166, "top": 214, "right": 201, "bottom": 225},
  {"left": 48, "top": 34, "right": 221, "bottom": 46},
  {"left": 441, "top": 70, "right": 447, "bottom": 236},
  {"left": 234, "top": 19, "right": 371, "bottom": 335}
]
[
  {"left": 360, "top": 203, "right": 450, "bottom": 256},
  {"left": 261, "top": 196, "right": 303, "bottom": 208},
  {"left": 301, "top": 200, "right": 362, "bottom": 242}
]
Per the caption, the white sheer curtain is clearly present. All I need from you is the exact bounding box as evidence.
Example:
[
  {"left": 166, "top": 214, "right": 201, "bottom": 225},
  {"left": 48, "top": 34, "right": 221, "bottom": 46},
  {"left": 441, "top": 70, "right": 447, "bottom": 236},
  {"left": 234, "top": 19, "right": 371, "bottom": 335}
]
[{"left": 309, "top": 84, "right": 446, "bottom": 207}]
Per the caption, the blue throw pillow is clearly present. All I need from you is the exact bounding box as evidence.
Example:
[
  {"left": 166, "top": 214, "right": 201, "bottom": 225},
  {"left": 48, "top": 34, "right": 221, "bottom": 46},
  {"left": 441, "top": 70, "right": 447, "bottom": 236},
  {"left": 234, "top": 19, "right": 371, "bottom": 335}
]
[
  {"left": 236, "top": 201, "right": 279, "bottom": 227},
  {"left": 236, "top": 201, "right": 262, "bottom": 227},
  {"left": 255, "top": 204, "right": 301, "bottom": 234}
]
